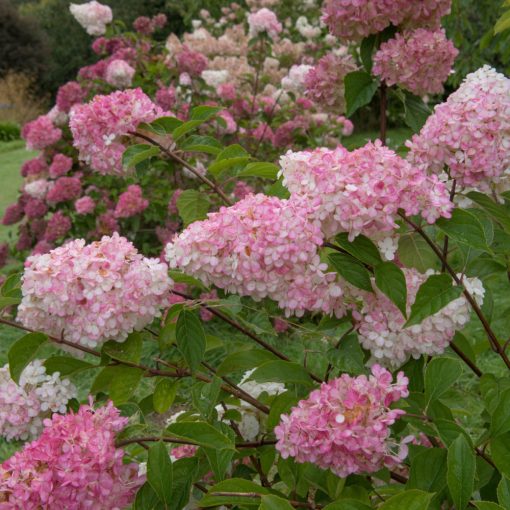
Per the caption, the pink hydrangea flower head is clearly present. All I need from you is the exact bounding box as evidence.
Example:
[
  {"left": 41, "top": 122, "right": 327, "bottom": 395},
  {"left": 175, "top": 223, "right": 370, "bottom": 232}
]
[
  {"left": 69, "top": 1, "right": 113, "bottom": 36},
  {"left": 0, "top": 360, "right": 76, "bottom": 441},
  {"left": 373, "top": 29, "right": 458, "bottom": 96},
  {"left": 32, "top": 240, "right": 53, "bottom": 256},
  {"left": 133, "top": 16, "right": 154, "bottom": 35},
  {"left": 114, "top": 184, "right": 149, "bottom": 218},
  {"left": 353, "top": 269, "right": 485, "bottom": 367},
  {"left": 177, "top": 47, "right": 209, "bottom": 77},
  {"left": 2, "top": 203, "right": 25, "bottom": 226},
  {"left": 43, "top": 212, "right": 72, "bottom": 242},
  {"left": 24, "top": 179, "right": 50, "bottom": 200},
  {"left": 18, "top": 233, "right": 173, "bottom": 349},
  {"left": 56, "top": 81, "right": 86, "bottom": 113},
  {"left": 16, "top": 227, "right": 32, "bottom": 251},
  {"left": 233, "top": 181, "right": 255, "bottom": 201},
  {"left": 407, "top": 66, "right": 510, "bottom": 189},
  {"left": 166, "top": 194, "right": 347, "bottom": 318},
  {"left": 105, "top": 59, "right": 136, "bottom": 88},
  {"left": 0, "top": 401, "right": 143, "bottom": 509},
  {"left": 279, "top": 141, "right": 453, "bottom": 241},
  {"left": 171, "top": 444, "right": 198, "bottom": 461},
  {"left": 21, "top": 157, "right": 48, "bottom": 178},
  {"left": 275, "top": 365, "right": 409, "bottom": 476},
  {"left": 69, "top": 88, "right": 164, "bottom": 175},
  {"left": 24, "top": 198, "right": 48, "bottom": 220},
  {"left": 21, "top": 115, "right": 62, "bottom": 151},
  {"left": 46, "top": 176, "right": 82, "bottom": 204},
  {"left": 78, "top": 59, "right": 108, "bottom": 80},
  {"left": 49, "top": 153, "right": 73, "bottom": 178},
  {"left": 75, "top": 196, "right": 96, "bottom": 215},
  {"left": 155, "top": 86, "right": 176, "bottom": 110},
  {"left": 217, "top": 83, "right": 237, "bottom": 101},
  {"left": 168, "top": 189, "right": 183, "bottom": 215},
  {"left": 273, "top": 317, "right": 289, "bottom": 333},
  {"left": 322, "top": 0, "right": 404, "bottom": 41},
  {"left": 153, "top": 13, "right": 167, "bottom": 29},
  {"left": 0, "top": 243, "right": 8, "bottom": 268},
  {"left": 95, "top": 210, "right": 120, "bottom": 236},
  {"left": 305, "top": 53, "right": 357, "bottom": 113},
  {"left": 400, "top": 0, "right": 452, "bottom": 29},
  {"left": 247, "top": 8, "right": 282, "bottom": 40}
]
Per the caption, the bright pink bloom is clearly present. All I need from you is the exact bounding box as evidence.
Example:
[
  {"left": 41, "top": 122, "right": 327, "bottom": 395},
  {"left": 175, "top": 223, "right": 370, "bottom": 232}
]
[
  {"left": 18, "top": 233, "right": 172, "bottom": 349},
  {"left": 171, "top": 444, "right": 198, "bottom": 461},
  {"left": 177, "top": 47, "right": 209, "bottom": 77},
  {"left": 279, "top": 141, "right": 453, "bottom": 240},
  {"left": 21, "top": 115, "right": 62, "bottom": 150},
  {"left": 32, "top": 240, "right": 53, "bottom": 255},
  {"left": 49, "top": 154, "right": 73, "bottom": 178},
  {"left": 373, "top": 29, "right": 458, "bottom": 96},
  {"left": 2, "top": 202, "right": 25, "bottom": 225},
  {"left": 43, "top": 212, "right": 72, "bottom": 242},
  {"left": 70, "top": 88, "right": 164, "bottom": 175},
  {"left": 133, "top": 16, "right": 154, "bottom": 35},
  {"left": 114, "top": 184, "right": 149, "bottom": 218},
  {"left": 247, "top": 8, "right": 282, "bottom": 40},
  {"left": 305, "top": 53, "right": 357, "bottom": 112},
  {"left": 233, "top": 181, "right": 255, "bottom": 200},
  {"left": 217, "top": 83, "right": 237, "bottom": 101},
  {"left": 168, "top": 189, "right": 183, "bottom": 215},
  {"left": 155, "top": 86, "right": 176, "bottom": 110},
  {"left": 95, "top": 210, "right": 120, "bottom": 236},
  {"left": 75, "top": 196, "right": 95, "bottom": 215},
  {"left": 24, "top": 198, "right": 48, "bottom": 220},
  {"left": 407, "top": 66, "right": 510, "bottom": 188},
  {"left": 56, "top": 81, "right": 86, "bottom": 113},
  {"left": 166, "top": 194, "right": 346, "bottom": 318},
  {"left": 46, "top": 177, "right": 82, "bottom": 204},
  {"left": 153, "top": 13, "right": 167, "bottom": 29},
  {"left": 0, "top": 401, "right": 143, "bottom": 509},
  {"left": 275, "top": 365, "right": 409, "bottom": 477},
  {"left": 21, "top": 157, "right": 48, "bottom": 178},
  {"left": 105, "top": 59, "right": 136, "bottom": 88}
]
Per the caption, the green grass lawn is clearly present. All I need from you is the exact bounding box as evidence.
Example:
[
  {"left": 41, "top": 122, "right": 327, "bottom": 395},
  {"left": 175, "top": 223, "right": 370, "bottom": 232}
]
[{"left": 0, "top": 141, "right": 37, "bottom": 243}]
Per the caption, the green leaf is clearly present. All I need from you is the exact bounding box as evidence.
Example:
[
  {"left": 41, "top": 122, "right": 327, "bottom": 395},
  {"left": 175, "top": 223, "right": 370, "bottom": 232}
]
[
  {"left": 491, "top": 433, "right": 510, "bottom": 478},
  {"left": 44, "top": 356, "right": 95, "bottom": 376},
  {"left": 103, "top": 332, "right": 143, "bottom": 363},
  {"left": 360, "top": 35, "right": 376, "bottom": 73},
  {"left": 0, "top": 296, "right": 21, "bottom": 309},
  {"left": 425, "top": 357, "right": 463, "bottom": 404},
  {"left": 267, "top": 391, "right": 299, "bottom": 430},
  {"left": 495, "top": 10, "right": 510, "bottom": 33},
  {"left": 204, "top": 447, "right": 235, "bottom": 481},
  {"left": 171, "top": 458, "right": 199, "bottom": 510},
  {"left": 344, "top": 71, "right": 379, "bottom": 117},
  {"left": 335, "top": 233, "right": 382, "bottom": 267},
  {"left": 329, "top": 252, "right": 373, "bottom": 292},
  {"left": 172, "top": 120, "right": 206, "bottom": 141},
  {"left": 447, "top": 434, "right": 476, "bottom": 510},
  {"left": 110, "top": 366, "right": 143, "bottom": 404},
  {"left": 374, "top": 262, "right": 407, "bottom": 317},
  {"left": 405, "top": 274, "right": 463, "bottom": 327},
  {"left": 327, "top": 334, "right": 365, "bottom": 375},
  {"left": 199, "top": 479, "right": 269, "bottom": 507},
  {"left": 176, "top": 310, "right": 206, "bottom": 372},
  {"left": 180, "top": 135, "right": 222, "bottom": 155},
  {"left": 144, "top": 116, "right": 183, "bottom": 135},
  {"left": 153, "top": 379, "right": 178, "bottom": 414},
  {"left": 398, "top": 233, "right": 438, "bottom": 273},
  {"left": 408, "top": 448, "right": 447, "bottom": 493},
  {"left": 436, "top": 209, "right": 491, "bottom": 252},
  {"left": 190, "top": 105, "right": 222, "bottom": 121},
  {"left": 217, "top": 350, "right": 278, "bottom": 376},
  {"left": 0, "top": 273, "right": 21, "bottom": 297},
  {"left": 176, "top": 189, "right": 210, "bottom": 226},
  {"left": 259, "top": 495, "right": 294, "bottom": 510},
  {"left": 166, "top": 421, "right": 235, "bottom": 450},
  {"left": 474, "top": 503, "right": 505, "bottom": 510},
  {"left": 123, "top": 144, "right": 159, "bottom": 169},
  {"left": 208, "top": 144, "right": 251, "bottom": 176},
  {"left": 467, "top": 191, "right": 510, "bottom": 234},
  {"left": 8, "top": 332, "right": 47, "bottom": 384},
  {"left": 134, "top": 482, "right": 166, "bottom": 510},
  {"left": 147, "top": 442, "right": 173, "bottom": 508},
  {"left": 497, "top": 476, "right": 510, "bottom": 508},
  {"left": 490, "top": 388, "right": 510, "bottom": 437},
  {"left": 379, "top": 490, "right": 434, "bottom": 510},
  {"left": 238, "top": 162, "right": 279, "bottom": 179},
  {"left": 249, "top": 360, "right": 312, "bottom": 386},
  {"left": 401, "top": 91, "right": 431, "bottom": 132},
  {"left": 168, "top": 270, "right": 207, "bottom": 290},
  {"left": 324, "top": 501, "right": 372, "bottom": 510}
]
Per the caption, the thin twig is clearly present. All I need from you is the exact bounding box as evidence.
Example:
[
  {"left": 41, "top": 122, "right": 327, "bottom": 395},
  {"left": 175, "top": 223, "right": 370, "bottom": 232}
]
[{"left": 441, "top": 179, "right": 457, "bottom": 273}]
